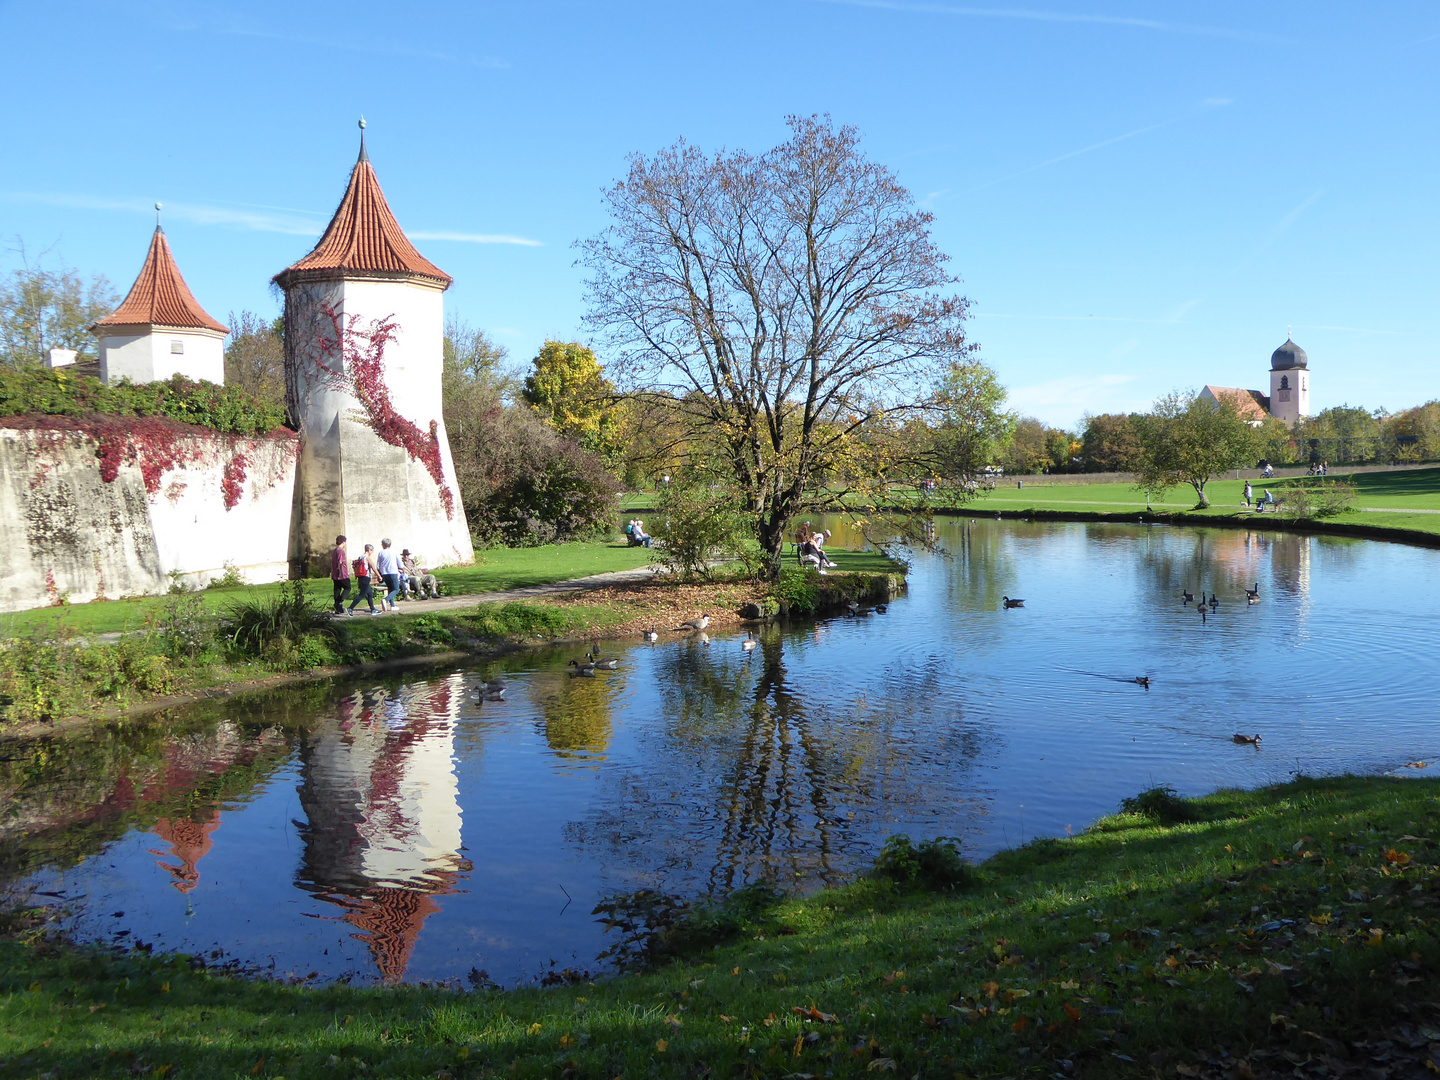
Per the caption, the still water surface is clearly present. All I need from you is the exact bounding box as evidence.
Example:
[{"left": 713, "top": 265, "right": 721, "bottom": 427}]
[{"left": 7, "top": 519, "right": 1439, "bottom": 986}]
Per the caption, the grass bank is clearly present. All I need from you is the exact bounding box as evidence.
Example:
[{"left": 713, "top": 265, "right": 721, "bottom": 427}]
[
  {"left": 964, "top": 468, "right": 1440, "bottom": 542},
  {"left": 4, "top": 775, "right": 1438, "bottom": 1078},
  {"left": 0, "top": 540, "right": 656, "bottom": 639}
]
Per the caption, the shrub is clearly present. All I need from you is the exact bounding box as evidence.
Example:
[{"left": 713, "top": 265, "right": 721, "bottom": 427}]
[
  {"left": 873, "top": 834, "right": 975, "bottom": 891},
  {"left": 221, "top": 580, "right": 335, "bottom": 669},
  {"left": 771, "top": 566, "right": 820, "bottom": 615},
  {"left": 1119, "top": 785, "right": 1197, "bottom": 824},
  {"left": 207, "top": 562, "right": 247, "bottom": 589},
  {"left": 651, "top": 484, "right": 756, "bottom": 580},
  {"left": 0, "top": 368, "right": 285, "bottom": 435},
  {"left": 1280, "top": 478, "right": 1358, "bottom": 520}
]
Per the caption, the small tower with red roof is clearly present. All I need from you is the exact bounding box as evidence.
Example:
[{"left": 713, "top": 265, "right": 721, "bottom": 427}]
[
  {"left": 91, "top": 216, "right": 229, "bottom": 385},
  {"left": 275, "top": 121, "right": 473, "bottom": 574}
]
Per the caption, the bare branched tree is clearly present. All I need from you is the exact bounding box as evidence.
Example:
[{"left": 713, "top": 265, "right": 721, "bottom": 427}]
[{"left": 579, "top": 115, "right": 980, "bottom": 573}]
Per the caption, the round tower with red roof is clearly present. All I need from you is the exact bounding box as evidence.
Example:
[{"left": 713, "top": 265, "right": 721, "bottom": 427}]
[{"left": 275, "top": 122, "right": 473, "bottom": 575}]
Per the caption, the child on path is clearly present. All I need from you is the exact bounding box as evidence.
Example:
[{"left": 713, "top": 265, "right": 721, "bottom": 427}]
[{"left": 1244, "top": 481, "right": 1253, "bottom": 507}]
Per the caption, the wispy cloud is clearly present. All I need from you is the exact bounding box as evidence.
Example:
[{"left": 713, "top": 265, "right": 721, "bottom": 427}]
[
  {"left": 811, "top": 0, "right": 1289, "bottom": 44},
  {"left": 0, "top": 191, "right": 322, "bottom": 235},
  {"left": 1007, "top": 372, "right": 1139, "bottom": 417},
  {"left": 975, "top": 311, "right": 1187, "bottom": 325},
  {"left": 410, "top": 231, "right": 543, "bottom": 247},
  {"left": 220, "top": 25, "right": 508, "bottom": 69},
  {"left": 1231, "top": 189, "right": 1323, "bottom": 269},
  {"left": 1163, "top": 298, "right": 1203, "bottom": 324}
]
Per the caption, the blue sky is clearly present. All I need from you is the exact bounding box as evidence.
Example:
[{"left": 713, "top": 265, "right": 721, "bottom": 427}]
[{"left": 2, "top": 1, "right": 1436, "bottom": 429}]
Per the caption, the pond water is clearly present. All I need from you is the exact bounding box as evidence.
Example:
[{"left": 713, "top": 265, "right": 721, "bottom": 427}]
[{"left": 5, "top": 519, "right": 1439, "bottom": 987}]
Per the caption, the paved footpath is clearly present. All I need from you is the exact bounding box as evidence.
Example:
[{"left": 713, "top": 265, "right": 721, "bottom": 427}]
[{"left": 345, "top": 565, "right": 665, "bottom": 618}]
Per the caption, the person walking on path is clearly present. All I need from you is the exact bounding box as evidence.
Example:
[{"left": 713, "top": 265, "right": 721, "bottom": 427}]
[
  {"left": 330, "top": 535, "right": 352, "bottom": 613},
  {"left": 1244, "top": 481, "right": 1253, "bottom": 507},
  {"left": 348, "top": 544, "right": 378, "bottom": 615},
  {"left": 377, "top": 539, "right": 402, "bottom": 612}
]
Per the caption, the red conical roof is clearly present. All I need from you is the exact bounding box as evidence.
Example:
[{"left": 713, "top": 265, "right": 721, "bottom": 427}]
[
  {"left": 93, "top": 227, "right": 228, "bottom": 334},
  {"left": 274, "top": 137, "right": 450, "bottom": 288}
]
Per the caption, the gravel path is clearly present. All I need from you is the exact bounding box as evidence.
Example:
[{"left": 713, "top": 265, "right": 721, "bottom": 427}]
[{"left": 345, "top": 565, "right": 667, "bottom": 617}]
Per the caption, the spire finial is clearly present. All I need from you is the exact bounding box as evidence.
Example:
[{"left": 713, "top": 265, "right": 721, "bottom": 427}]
[
  {"left": 358, "top": 115, "right": 369, "bottom": 162},
  {"left": 1287, "top": 323, "right": 1292, "bottom": 341},
  {"left": 155, "top": 202, "right": 163, "bottom": 231}
]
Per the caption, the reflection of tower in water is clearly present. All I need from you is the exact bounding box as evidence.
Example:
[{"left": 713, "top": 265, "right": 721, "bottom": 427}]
[{"left": 297, "top": 675, "right": 470, "bottom": 982}]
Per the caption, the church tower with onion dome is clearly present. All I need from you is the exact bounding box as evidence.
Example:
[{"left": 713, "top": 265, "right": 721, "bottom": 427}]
[
  {"left": 91, "top": 217, "right": 229, "bottom": 385},
  {"left": 275, "top": 121, "right": 473, "bottom": 576},
  {"left": 1268, "top": 336, "right": 1310, "bottom": 426}
]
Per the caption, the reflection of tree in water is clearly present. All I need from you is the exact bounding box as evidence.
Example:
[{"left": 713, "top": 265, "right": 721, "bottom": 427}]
[
  {"left": 573, "top": 628, "right": 990, "bottom": 897},
  {"left": 295, "top": 677, "right": 471, "bottom": 983},
  {"left": 531, "top": 670, "right": 621, "bottom": 761}
]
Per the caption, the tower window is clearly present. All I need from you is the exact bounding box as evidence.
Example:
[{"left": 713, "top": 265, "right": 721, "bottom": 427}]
[
  {"left": 171, "top": 339, "right": 184, "bottom": 354},
  {"left": 1279, "top": 375, "right": 1290, "bottom": 390}
]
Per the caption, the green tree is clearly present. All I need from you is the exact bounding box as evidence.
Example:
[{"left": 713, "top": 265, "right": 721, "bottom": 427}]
[
  {"left": 925, "top": 361, "right": 1014, "bottom": 484},
  {"left": 1133, "top": 390, "right": 1260, "bottom": 507},
  {"left": 522, "top": 340, "right": 621, "bottom": 460},
  {"left": 1385, "top": 400, "right": 1440, "bottom": 461},
  {"left": 1079, "top": 412, "right": 1141, "bottom": 472},
  {"left": 0, "top": 244, "right": 118, "bottom": 368},
  {"left": 1296, "top": 404, "right": 1384, "bottom": 465},
  {"left": 224, "top": 311, "right": 286, "bottom": 411}
]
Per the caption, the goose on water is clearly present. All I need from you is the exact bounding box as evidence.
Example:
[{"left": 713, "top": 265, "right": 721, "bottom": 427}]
[
  {"left": 741, "top": 631, "right": 757, "bottom": 652},
  {"left": 675, "top": 614, "right": 710, "bottom": 632},
  {"left": 1245, "top": 582, "right": 1260, "bottom": 600},
  {"left": 1181, "top": 588, "right": 1195, "bottom": 605},
  {"left": 642, "top": 629, "right": 659, "bottom": 642},
  {"left": 1134, "top": 676, "right": 1151, "bottom": 688},
  {"left": 567, "top": 659, "right": 596, "bottom": 676},
  {"left": 845, "top": 598, "right": 860, "bottom": 616},
  {"left": 1233, "top": 733, "right": 1262, "bottom": 746},
  {"left": 594, "top": 658, "right": 619, "bottom": 670},
  {"left": 478, "top": 679, "right": 507, "bottom": 697},
  {"left": 874, "top": 604, "right": 887, "bottom": 614},
  {"left": 1002, "top": 596, "right": 1025, "bottom": 609}
]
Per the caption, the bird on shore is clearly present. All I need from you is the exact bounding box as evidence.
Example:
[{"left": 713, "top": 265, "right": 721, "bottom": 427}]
[
  {"left": 675, "top": 614, "right": 710, "bottom": 632},
  {"left": 1002, "top": 596, "right": 1025, "bottom": 609},
  {"left": 642, "top": 629, "right": 659, "bottom": 642},
  {"left": 1181, "top": 588, "right": 1195, "bottom": 605},
  {"left": 1233, "top": 733, "right": 1262, "bottom": 746}
]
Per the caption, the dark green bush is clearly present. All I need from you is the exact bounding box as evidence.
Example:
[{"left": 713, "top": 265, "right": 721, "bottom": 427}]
[
  {"left": 221, "top": 580, "right": 335, "bottom": 669},
  {"left": 873, "top": 834, "right": 975, "bottom": 891},
  {"left": 1119, "top": 785, "right": 1198, "bottom": 824}
]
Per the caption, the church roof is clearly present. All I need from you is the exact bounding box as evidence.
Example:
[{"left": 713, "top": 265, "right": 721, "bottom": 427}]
[
  {"left": 274, "top": 133, "right": 451, "bottom": 289},
  {"left": 1202, "top": 385, "right": 1271, "bottom": 422},
  {"left": 1270, "top": 337, "right": 1308, "bottom": 370},
  {"left": 92, "top": 227, "right": 228, "bottom": 334}
]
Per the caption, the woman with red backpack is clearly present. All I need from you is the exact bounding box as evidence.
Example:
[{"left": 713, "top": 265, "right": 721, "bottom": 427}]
[{"left": 347, "top": 543, "right": 379, "bottom": 616}]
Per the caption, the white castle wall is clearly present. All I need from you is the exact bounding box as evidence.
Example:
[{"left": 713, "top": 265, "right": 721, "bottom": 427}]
[
  {"left": 284, "top": 278, "right": 473, "bottom": 576},
  {"left": 99, "top": 327, "right": 226, "bottom": 385},
  {"left": 0, "top": 425, "right": 297, "bottom": 613}
]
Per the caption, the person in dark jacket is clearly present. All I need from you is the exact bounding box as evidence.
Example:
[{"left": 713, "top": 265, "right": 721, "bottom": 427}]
[{"left": 330, "top": 535, "right": 351, "bottom": 613}]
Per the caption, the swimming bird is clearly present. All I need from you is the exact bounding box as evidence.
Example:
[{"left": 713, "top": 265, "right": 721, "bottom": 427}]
[
  {"left": 1134, "top": 676, "right": 1151, "bottom": 688},
  {"left": 1208, "top": 593, "right": 1219, "bottom": 610},
  {"left": 874, "top": 604, "right": 887, "bottom": 614},
  {"left": 1196, "top": 600, "right": 1209, "bottom": 614},
  {"left": 845, "top": 598, "right": 860, "bottom": 616},
  {"left": 567, "top": 659, "right": 596, "bottom": 675},
  {"left": 642, "top": 629, "right": 659, "bottom": 642},
  {"left": 1232, "top": 733, "right": 1262, "bottom": 746},
  {"left": 741, "top": 631, "right": 757, "bottom": 652},
  {"left": 1245, "top": 582, "right": 1260, "bottom": 601},
  {"left": 478, "top": 678, "right": 507, "bottom": 697},
  {"left": 674, "top": 614, "right": 710, "bottom": 632},
  {"left": 1002, "top": 596, "right": 1025, "bottom": 609},
  {"left": 1247, "top": 593, "right": 1261, "bottom": 606},
  {"left": 594, "top": 658, "right": 619, "bottom": 670},
  {"left": 1181, "top": 588, "right": 1194, "bottom": 605}
]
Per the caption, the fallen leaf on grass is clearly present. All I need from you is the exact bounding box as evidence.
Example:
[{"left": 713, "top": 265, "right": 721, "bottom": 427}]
[
  {"left": 718, "top": 1014, "right": 734, "bottom": 1024},
  {"left": 655, "top": 1038, "right": 668, "bottom": 1053},
  {"left": 665, "top": 1014, "right": 682, "bottom": 1031},
  {"left": 250, "top": 1059, "right": 265, "bottom": 1076},
  {"left": 1011, "top": 1015, "right": 1030, "bottom": 1033},
  {"left": 1385, "top": 848, "right": 1413, "bottom": 866},
  {"left": 866, "top": 1058, "right": 896, "bottom": 1072},
  {"left": 881, "top": 970, "right": 905, "bottom": 986},
  {"left": 1063, "top": 1004, "right": 1082, "bottom": 1022},
  {"left": 982, "top": 980, "right": 999, "bottom": 999},
  {"left": 793, "top": 1032, "right": 805, "bottom": 1058},
  {"left": 791, "top": 1006, "right": 837, "bottom": 1023}
]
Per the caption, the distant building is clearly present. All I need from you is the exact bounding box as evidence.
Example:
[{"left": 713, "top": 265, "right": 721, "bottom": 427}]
[
  {"left": 90, "top": 225, "right": 228, "bottom": 385},
  {"left": 1199, "top": 337, "right": 1311, "bottom": 427}
]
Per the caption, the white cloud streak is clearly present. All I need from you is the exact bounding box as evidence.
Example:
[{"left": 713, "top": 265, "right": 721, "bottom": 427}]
[
  {"left": 810, "top": 0, "right": 1289, "bottom": 43},
  {"left": 0, "top": 191, "right": 323, "bottom": 235}
]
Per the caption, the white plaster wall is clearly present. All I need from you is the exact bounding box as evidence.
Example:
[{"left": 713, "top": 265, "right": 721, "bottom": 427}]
[
  {"left": 100, "top": 328, "right": 226, "bottom": 385},
  {"left": 1269, "top": 368, "right": 1305, "bottom": 426},
  {"left": 0, "top": 426, "right": 297, "bottom": 614}
]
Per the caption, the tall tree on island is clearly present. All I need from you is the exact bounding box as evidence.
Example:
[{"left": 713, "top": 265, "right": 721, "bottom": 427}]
[
  {"left": 1133, "top": 391, "right": 1260, "bottom": 508},
  {"left": 580, "top": 115, "right": 985, "bottom": 576}
]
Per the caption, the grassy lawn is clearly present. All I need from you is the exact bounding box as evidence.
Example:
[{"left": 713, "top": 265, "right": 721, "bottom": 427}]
[
  {"left": 968, "top": 468, "right": 1440, "bottom": 538},
  {"left": 0, "top": 540, "right": 654, "bottom": 639},
  {"left": 4, "top": 775, "right": 1438, "bottom": 1078}
]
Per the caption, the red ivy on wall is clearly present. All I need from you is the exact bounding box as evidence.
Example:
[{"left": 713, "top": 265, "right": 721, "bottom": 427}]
[
  {"left": 222, "top": 452, "right": 250, "bottom": 510},
  {"left": 313, "top": 306, "right": 456, "bottom": 520}
]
